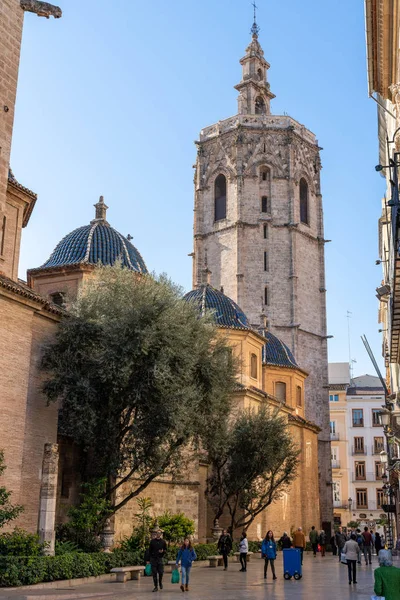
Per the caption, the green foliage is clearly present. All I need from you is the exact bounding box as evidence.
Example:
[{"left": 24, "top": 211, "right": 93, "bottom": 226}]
[
  {"left": 68, "top": 479, "right": 111, "bottom": 534},
  {"left": 157, "top": 512, "right": 195, "bottom": 546},
  {"left": 0, "top": 451, "right": 24, "bottom": 529},
  {"left": 0, "top": 550, "right": 143, "bottom": 587},
  {"left": 206, "top": 406, "right": 300, "bottom": 532},
  {"left": 0, "top": 530, "right": 45, "bottom": 556},
  {"left": 54, "top": 541, "right": 82, "bottom": 555},
  {"left": 42, "top": 265, "right": 236, "bottom": 514},
  {"left": 347, "top": 521, "right": 359, "bottom": 529},
  {"left": 55, "top": 524, "right": 101, "bottom": 554}
]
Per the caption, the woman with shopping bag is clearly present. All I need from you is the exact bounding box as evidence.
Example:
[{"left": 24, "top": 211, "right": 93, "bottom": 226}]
[{"left": 176, "top": 538, "right": 197, "bottom": 592}]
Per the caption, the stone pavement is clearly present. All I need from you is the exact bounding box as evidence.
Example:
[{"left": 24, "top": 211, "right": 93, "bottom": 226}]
[{"left": 0, "top": 553, "right": 398, "bottom": 600}]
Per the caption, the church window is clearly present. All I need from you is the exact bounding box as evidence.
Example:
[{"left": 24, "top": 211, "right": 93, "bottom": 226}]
[
  {"left": 260, "top": 166, "right": 270, "bottom": 182},
  {"left": 50, "top": 292, "right": 65, "bottom": 307},
  {"left": 264, "top": 286, "right": 269, "bottom": 306},
  {"left": 261, "top": 196, "right": 270, "bottom": 213},
  {"left": 275, "top": 381, "right": 287, "bottom": 402},
  {"left": 255, "top": 96, "right": 266, "bottom": 115},
  {"left": 264, "top": 251, "right": 268, "bottom": 272},
  {"left": 300, "top": 178, "right": 309, "bottom": 224},
  {"left": 263, "top": 224, "right": 268, "bottom": 239},
  {"left": 296, "top": 385, "right": 302, "bottom": 406},
  {"left": 250, "top": 353, "right": 258, "bottom": 379},
  {"left": 257, "top": 68, "right": 263, "bottom": 81},
  {"left": 263, "top": 143, "right": 266, "bottom": 153},
  {"left": 0, "top": 216, "right": 6, "bottom": 255},
  {"left": 214, "top": 174, "right": 227, "bottom": 221}
]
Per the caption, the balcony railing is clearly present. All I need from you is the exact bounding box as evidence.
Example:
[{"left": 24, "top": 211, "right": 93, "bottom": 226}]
[
  {"left": 330, "top": 433, "right": 339, "bottom": 440},
  {"left": 352, "top": 446, "right": 367, "bottom": 456},
  {"left": 331, "top": 460, "right": 341, "bottom": 469},
  {"left": 352, "top": 472, "right": 378, "bottom": 482}
]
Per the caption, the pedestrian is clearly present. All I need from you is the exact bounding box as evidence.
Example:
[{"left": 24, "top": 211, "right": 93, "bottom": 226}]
[
  {"left": 343, "top": 533, "right": 360, "bottom": 585},
  {"left": 371, "top": 530, "right": 376, "bottom": 555},
  {"left": 318, "top": 529, "right": 327, "bottom": 557},
  {"left": 330, "top": 534, "right": 337, "bottom": 556},
  {"left": 261, "top": 530, "right": 277, "bottom": 580},
  {"left": 279, "top": 531, "right": 292, "bottom": 549},
  {"left": 362, "top": 526, "right": 373, "bottom": 565},
  {"left": 309, "top": 526, "right": 318, "bottom": 557},
  {"left": 147, "top": 528, "right": 167, "bottom": 592},
  {"left": 375, "top": 531, "right": 383, "bottom": 554},
  {"left": 238, "top": 531, "right": 248, "bottom": 572},
  {"left": 217, "top": 529, "right": 232, "bottom": 571},
  {"left": 355, "top": 529, "right": 363, "bottom": 564},
  {"left": 374, "top": 549, "right": 400, "bottom": 600},
  {"left": 176, "top": 537, "right": 197, "bottom": 592},
  {"left": 293, "top": 527, "right": 306, "bottom": 566},
  {"left": 335, "top": 527, "right": 346, "bottom": 563}
]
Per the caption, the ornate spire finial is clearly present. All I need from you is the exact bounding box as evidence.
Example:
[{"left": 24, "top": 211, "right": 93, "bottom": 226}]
[
  {"left": 250, "top": 1, "right": 260, "bottom": 37},
  {"left": 201, "top": 249, "right": 211, "bottom": 285},
  {"left": 93, "top": 195, "right": 108, "bottom": 221}
]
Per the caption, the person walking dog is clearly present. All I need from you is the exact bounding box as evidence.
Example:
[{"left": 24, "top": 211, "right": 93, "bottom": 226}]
[
  {"left": 261, "top": 530, "right": 277, "bottom": 580},
  {"left": 217, "top": 529, "right": 232, "bottom": 571},
  {"left": 176, "top": 538, "right": 196, "bottom": 592},
  {"left": 238, "top": 531, "right": 248, "bottom": 572},
  {"left": 147, "top": 529, "right": 167, "bottom": 592}
]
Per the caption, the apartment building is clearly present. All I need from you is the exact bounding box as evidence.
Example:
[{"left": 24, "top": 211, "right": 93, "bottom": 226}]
[{"left": 329, "top": 364, "right": 386, "bottom": 530}]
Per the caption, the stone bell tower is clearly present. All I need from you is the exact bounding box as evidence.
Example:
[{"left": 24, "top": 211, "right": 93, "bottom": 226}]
[{"left": 192, "top": 17, "right": 332, "bottom": 528}]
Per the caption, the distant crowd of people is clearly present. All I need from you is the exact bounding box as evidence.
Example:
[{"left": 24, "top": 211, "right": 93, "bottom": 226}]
[{"left": 144, "top": 525, "right": 400, "bottom": 597}]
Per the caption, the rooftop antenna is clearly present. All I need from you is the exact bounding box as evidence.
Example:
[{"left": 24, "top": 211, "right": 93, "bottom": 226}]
[
  {"left": 250, "top": 1, "right": 260, "bottom": 36},
  {"left": 347, "top": 310, "right": 354, "bottom": 380}
]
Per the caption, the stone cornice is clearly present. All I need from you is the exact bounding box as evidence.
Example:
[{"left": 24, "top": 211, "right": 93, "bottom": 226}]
[
  {"left": 365, "top": 0, "right": 400, "bottom": 99},
  {"left": 0, "top": 274, "right": 63, "bottom": 319}
]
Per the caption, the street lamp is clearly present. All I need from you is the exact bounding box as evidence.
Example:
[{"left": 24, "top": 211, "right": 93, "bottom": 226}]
[
  {"left": 348, "top": 497, "right": 353, "bottom": 511},
  {"left": 380, "top": 410, "right": 391, "bottom": 427},
  {"left": 380, "top": 450, "right": 388, "bottom": 464}
]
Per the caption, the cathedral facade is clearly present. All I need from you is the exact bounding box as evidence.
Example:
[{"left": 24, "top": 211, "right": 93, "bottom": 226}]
[
  {"left": 0, "top": 2, "right": 327, "bottom": 546},
  {"left": 192, "top": 25, "right": 332, "bottom": 527}
]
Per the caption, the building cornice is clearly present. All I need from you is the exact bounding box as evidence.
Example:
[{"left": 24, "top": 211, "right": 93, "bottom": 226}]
[{"left": 365, "top": 0, "right": 400, "bottom": 99}]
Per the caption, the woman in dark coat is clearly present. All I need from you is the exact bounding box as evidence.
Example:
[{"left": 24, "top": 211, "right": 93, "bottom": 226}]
[{"left": 375, "top": 532, "right": 383, "bottom": 554}]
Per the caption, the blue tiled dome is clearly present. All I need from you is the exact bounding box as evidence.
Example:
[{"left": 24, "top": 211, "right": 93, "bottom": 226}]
[
  {"left": 263, "top": 331, "right": 298, "bottom": 368},
  {"left": 38, "top": 198, "right": 147, "bottom": 273},
  {"left": 183, "top": 285, "right": 250, "bottom": 329}
]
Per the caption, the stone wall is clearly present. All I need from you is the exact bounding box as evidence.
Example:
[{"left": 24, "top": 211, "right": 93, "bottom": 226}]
[
  {"left": 193, "top": 121, "right": 332, "bottom": 526},
  {"left": 0, "top": 291, "right": 59, "bottom": 532},
  {"left": 0, "top": 0, "right": 24, "bottom": 279}
]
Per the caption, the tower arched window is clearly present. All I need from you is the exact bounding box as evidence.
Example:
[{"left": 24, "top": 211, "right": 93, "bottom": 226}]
[
  {"left": 50, "top": 292, "right": 65, "bottom": 307},
  {"left": 275, "top": 381, "right": 287, "bottom": 402},
  {"left": 214, "top": 174, "right": 227, "bottom": 221},
  {"left": 255, "top": 96, "right": 266, "bottom": 115},
  {"left": 296, "top": 385, "right": 302, "bottom": 406},
  {"left": 257, "top": 68, "right": 263, "bottom": 81},
  {"left": 260, "top": 166, "right": 270, "bottom": 182},
  {"left": 300, "top": 178, "right": 309, "bottom": 224},
  {"left": 250, "top": 353, "right": 258, "bottom": 379}
]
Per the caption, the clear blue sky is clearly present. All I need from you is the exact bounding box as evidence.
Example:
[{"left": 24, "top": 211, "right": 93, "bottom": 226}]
[{"left": 12, "top": 0, "right": 386, "bottom": 377}]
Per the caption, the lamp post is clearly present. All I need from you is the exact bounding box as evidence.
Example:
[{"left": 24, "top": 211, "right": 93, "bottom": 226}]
[{"left": 348, "top": 497, "right": 353, "bottom": 512}]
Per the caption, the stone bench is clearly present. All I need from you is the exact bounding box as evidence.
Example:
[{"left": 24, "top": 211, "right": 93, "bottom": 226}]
[
  {"left": 111, "top": 565, "right": 145, "bottom": 583},
  {"left": 233, "top": 551, "right": 254, "bottom": 562},
  {"left": 207, "top": 555, "right": 224, "bottom": 567}
]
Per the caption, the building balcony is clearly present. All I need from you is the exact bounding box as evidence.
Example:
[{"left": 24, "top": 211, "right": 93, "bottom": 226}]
[
  {"left": 332, "top": 460, "right": 341, "bottom": 469},
  {"left": 330, "top": 433, "right": 340, "bottom": 441},
  {"left": 351, "top": 472, "right": 379, "bottom": 482},
  {"left": 352, "top": 446, "right": 367, "bottom": 456}
]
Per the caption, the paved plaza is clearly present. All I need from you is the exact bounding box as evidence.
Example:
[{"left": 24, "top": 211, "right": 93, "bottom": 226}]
[{"left": 1, "top": 553, "right": 398, "bottom": 600}]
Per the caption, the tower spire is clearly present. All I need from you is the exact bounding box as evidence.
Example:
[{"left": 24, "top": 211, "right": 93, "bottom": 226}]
[{"left": 250, "top": 1, "right": 260, "bottom": 37}]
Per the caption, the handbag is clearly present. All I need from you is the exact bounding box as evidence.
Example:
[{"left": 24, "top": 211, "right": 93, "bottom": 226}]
[
  {"left": 340, "top": 552, "right": 347, "bottom": 564},
  {"left": 171, "top": 568, "right": 180, "bottom": 584},
  {"left": 145, "top": 563, "right": 152, "bottom": 577}
]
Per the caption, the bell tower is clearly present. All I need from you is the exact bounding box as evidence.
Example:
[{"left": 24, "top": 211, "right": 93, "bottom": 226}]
[
  {"left": 234, "top": 16, "right": 275, "bottom": 116},
  {"left": 192, "top": 14, "right": 332, "bottom": 528}
]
